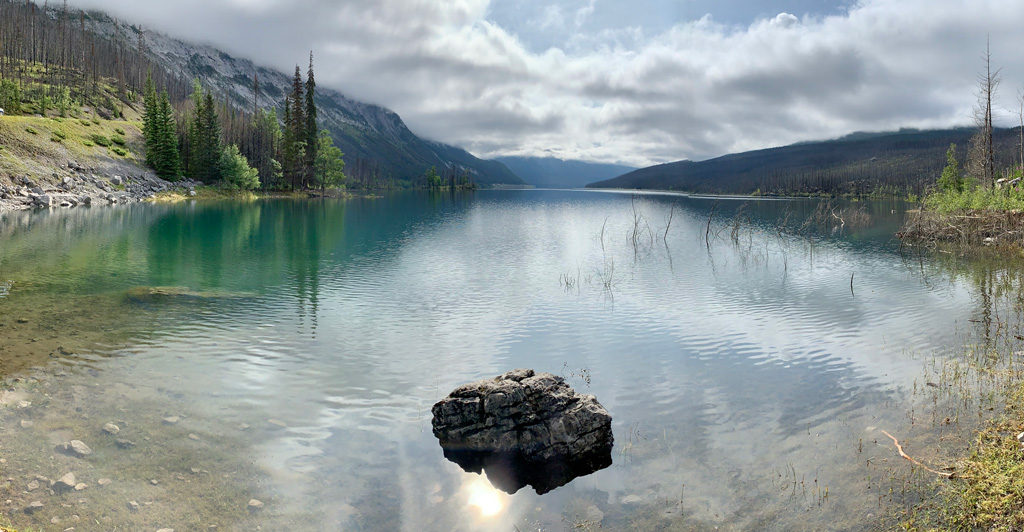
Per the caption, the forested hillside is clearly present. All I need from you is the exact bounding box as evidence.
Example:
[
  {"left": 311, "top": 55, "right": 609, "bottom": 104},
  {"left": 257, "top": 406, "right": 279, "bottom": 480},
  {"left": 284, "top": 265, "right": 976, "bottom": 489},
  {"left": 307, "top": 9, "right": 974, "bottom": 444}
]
[
  {"left": 590, "top": 128, "right": 1024, "bottom": 196},
  {"left": 0, "top": 1, "right": 522, "bottom": 189}
]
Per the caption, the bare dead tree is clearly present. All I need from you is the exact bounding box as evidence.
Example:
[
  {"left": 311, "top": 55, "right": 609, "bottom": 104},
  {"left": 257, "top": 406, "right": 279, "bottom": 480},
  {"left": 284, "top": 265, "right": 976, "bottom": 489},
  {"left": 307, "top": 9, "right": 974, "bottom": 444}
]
[
  {"left": 1017, "top": 88, "right": 1024, "bottom": 172},
  {"left": 970, "top": 39, "right": 1001, "bottom": 187}
]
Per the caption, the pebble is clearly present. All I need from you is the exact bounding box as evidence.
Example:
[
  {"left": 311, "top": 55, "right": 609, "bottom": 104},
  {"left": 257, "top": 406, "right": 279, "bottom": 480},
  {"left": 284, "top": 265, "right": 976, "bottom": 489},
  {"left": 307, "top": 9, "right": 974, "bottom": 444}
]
[
  {"left": 127, "top": 500, "right": 139, "bottom": 512},
  {"left": 24, "top": 500, "right": 43, "bottom": 514},
  {"left": 27, "top": 480, "right": 39, "bottom": 492},
  {"left": 150, "top": 479, "right": 159, "bottom": 486},
  {"left": 19, "top": 419, "right": 33, "bottom": 428},
  {"left": 267, "top": 419, "right": 286, "bottom": 428},
  {"left": 188, "top": 433, "right": 200, "bottom": 441},
  {"left": 162, "top": 416, "right": 180, "bottom": 425},
  {"left": 102, "top": 422, "right": 120, "bottom": 435},
  {"left": 115, "top": 438, "right": 136, "bottom": 449},
  {"left": 248, "top": 499, "right": 264, "bottom": 510},
  {"left": 97, "top": 478, "right": 111, "bottom": 486},
  {"left": 157, "top": 529, "right": 174, "bottom": 532},
  {"left": 74, "top": 483, "right": 87, "bottom": 491}
]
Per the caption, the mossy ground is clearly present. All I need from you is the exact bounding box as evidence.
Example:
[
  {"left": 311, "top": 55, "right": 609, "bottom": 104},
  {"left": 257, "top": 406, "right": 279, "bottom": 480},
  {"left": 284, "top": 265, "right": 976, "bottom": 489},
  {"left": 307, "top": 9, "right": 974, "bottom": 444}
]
[{"left": 899, "top": 383, "right": 1024, "bottom": 530}]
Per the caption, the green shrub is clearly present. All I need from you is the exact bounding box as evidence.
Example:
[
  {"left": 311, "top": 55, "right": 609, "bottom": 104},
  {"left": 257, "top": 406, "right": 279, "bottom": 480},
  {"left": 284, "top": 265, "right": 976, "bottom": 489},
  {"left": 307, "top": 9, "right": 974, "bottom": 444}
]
[
  {"left": 111, "top": 146, "right": 127, "bottom": 157},
  {"left": 220, "top": 144, "right": 260, "bottom": 190},
  {"left": 50, "top": 135, "right": 62, "bottom": 143},
  {"left": 25, "top": 127, "right": 37, "bottom": 135},
  {"left": 91, "top": 117, "right": 100, "bottom": 125},
  {"left": 52, "top": 130, "right": 67, "bottom": 140},
  {"left": 82, "top": 140, "right": 94, "bottom": 147},
  {"left": 114, "top": 127, "right": 126, "bottom": 136},
  {"left": 90, "top": 134, "right": 111, "bottom": 147},
  {"left": 110, "top": 134, "right": 126, "bottom": 146},
  {"left": 80, "top": 119, "right": 91, "bottom": 127}
]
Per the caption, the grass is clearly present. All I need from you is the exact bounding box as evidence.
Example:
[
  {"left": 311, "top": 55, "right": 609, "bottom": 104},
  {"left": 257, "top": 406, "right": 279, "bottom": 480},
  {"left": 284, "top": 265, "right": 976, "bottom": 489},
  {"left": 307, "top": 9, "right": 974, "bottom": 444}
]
[
  {"left": 924, "top": 186, "right": 1024, "bottom": 213},
  {"left": 901, "top": 384, "right": 1024, "bottom": 530}
]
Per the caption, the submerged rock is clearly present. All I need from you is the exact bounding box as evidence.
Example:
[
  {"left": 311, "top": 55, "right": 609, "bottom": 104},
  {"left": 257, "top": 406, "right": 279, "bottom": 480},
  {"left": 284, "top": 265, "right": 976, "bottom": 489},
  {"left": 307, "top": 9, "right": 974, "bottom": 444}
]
[
  {"left": 53, "top": 472, "right": 76, "bottom": 492},
  {"left": 431, "top": 369, "right": 613, "bottom": 494},
  {"left": 56, "top": 440, "right": 92, "bottom": 458}
]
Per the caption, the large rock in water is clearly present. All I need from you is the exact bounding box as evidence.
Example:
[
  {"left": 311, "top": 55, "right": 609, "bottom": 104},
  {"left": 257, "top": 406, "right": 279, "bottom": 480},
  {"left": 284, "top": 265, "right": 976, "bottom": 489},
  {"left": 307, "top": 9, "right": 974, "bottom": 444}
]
[{"left": 431, "top": 369, "right": 613, "bottom": 494}]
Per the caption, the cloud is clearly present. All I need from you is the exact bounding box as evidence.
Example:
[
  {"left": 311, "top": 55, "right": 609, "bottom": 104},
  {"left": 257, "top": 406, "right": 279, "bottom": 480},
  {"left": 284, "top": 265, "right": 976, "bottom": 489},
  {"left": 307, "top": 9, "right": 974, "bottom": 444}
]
[{"left": 66, "top": 0, "right": 1024, "bottom": 167}]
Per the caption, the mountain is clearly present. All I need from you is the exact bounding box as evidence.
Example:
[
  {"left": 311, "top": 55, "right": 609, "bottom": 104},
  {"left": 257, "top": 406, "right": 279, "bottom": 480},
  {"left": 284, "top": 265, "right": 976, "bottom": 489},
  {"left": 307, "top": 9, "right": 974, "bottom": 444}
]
[
  {"left": 589, "top": 128, "right": 1023, "bottom": 196},
  {"left": 80, "top": 11, "right": 523, "bottom": 187},
  {"left": 494, "top": 156, "right": 637, "bottom": 188}
]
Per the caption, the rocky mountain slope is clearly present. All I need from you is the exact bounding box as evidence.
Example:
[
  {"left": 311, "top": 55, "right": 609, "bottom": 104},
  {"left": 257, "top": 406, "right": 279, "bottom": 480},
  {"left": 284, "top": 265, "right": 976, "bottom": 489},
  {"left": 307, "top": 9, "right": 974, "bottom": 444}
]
[{"left": 80, "top": 11, "right": 523, "bottom": 187}]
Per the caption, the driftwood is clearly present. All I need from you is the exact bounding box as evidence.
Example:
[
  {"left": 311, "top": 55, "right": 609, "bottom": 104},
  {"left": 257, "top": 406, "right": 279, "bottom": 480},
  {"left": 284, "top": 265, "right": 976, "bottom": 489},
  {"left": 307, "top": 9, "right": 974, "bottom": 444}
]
[
  {"left": 880, "top": 430, "right": 953, "bottom": 478},
  {"left": 898, "top": 209, "right": 1024, "bottom": 248}
]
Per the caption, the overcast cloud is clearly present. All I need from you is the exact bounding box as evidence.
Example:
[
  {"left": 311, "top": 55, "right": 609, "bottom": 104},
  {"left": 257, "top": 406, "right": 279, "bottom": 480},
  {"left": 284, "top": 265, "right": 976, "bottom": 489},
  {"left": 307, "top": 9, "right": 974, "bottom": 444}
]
[{"left": 67, "top": 0, "right": 1024, "bottom": 166}]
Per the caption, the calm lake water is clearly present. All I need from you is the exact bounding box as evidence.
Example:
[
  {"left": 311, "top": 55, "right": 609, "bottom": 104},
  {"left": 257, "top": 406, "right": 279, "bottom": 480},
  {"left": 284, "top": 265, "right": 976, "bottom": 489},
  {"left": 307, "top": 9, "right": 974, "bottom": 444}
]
[{"left": 0, "top": 190, "right": 1004, "bottom": 530}]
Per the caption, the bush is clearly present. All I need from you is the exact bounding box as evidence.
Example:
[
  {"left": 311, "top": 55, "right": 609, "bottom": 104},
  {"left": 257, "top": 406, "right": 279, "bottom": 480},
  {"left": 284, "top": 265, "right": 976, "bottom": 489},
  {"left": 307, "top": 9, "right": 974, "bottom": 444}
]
[
  {"left": 111, "top": 147, "right": 127, "bottom": 157},
  {"left": 90, "top": 134, "right": 111, "bottom": 147},
  {"left": 52, "top": 130, "right": 67, "bottom": 140},
  {"left": 110, "top": 134, "right": 126, "bottom": 146},
  {"left": 219, "top": 144, "right": 260, "bottom": 190},
  {"left": 24, "top": 127, "right": 37, "bottom": 135},
  {"left": 50, "top": 135, "right": 62, "bottom": 143},
  {"left": 79, "top": 119, "right": 91, "bottom": 127},
  {"left": 114, "top": 127, "right": 126, "bottom": 136},
  {"left": 82, "top": 140, "right": 94, "bottom": 147}
]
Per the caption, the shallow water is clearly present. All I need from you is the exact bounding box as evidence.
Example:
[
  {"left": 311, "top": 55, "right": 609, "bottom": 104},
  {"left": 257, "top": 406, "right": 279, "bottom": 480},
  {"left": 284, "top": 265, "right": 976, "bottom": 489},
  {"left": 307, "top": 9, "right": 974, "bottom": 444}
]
[{"left": 0, "top": 191, "right": 1000, "bottom": 530}]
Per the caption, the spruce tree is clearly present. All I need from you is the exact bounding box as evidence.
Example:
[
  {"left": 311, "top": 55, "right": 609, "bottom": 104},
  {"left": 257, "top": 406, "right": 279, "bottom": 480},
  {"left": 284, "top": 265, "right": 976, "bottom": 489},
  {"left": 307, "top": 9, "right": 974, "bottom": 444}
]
[
  {"left": 190, "top": 91, "right": 222, "bottom": 183},
  {"left": 152, "top": 91, "right": 180, "bottom": 179},
  {"left": 305, "top": 52, "right": 318, "bottom": 186},
  {"left": 289, "top": 65, "right": 306, "bottom": 189},
  {"left": 141, "top": 72, "right": 158, "bottom": 166}
]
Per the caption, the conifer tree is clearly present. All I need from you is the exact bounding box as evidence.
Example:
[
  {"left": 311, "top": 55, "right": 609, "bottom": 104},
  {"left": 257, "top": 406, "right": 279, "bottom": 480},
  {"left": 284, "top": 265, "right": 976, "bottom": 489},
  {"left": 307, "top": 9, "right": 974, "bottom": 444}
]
[
  {"left": 288, "top": 65, "right": 306, "bottom": 189},
  {"left": 152, "top": 90, "right": 180, "bottom": 179},
  {"left": 305, "top": 52, "right": 318, "bottom": 182},
  {"left": 141, "top": 72, "right": 158, "bottom": 166}
]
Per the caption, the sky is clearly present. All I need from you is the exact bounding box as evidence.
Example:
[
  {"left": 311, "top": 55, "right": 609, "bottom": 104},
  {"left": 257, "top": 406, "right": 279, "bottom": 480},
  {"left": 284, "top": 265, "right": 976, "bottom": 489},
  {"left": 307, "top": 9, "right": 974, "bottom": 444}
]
[{"left": 67, "top": 0, "right": 1024, "bottom": 167}]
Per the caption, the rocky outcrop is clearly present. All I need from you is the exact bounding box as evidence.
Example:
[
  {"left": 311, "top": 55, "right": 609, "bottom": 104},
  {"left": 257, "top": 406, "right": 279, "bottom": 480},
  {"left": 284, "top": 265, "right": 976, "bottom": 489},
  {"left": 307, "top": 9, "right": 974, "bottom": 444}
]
[
  {"left": 431, "top": 369, "right": 613, "bottom": 494},
  {"left": 0, "top": 162, "right": 201, "bottom": 211}
]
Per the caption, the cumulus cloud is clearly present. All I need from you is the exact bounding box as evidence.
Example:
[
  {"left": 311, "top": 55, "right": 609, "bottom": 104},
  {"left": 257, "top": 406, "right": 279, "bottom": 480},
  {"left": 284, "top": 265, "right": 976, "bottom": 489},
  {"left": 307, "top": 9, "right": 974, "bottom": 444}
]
[{"left": 67, "top": 0, "right": 1024, "bottom": 166}]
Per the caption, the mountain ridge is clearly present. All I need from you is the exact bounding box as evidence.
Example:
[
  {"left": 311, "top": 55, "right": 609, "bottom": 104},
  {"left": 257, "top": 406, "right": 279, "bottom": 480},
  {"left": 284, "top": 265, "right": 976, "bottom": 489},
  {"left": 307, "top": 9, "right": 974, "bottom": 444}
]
[
  {"left": 494, "top": 156, "right": 637, "bottom": 189},
  {"left": 79, "top": 10, "right": 523, "bottom": 187},
  {"left": 589, "top": 127, "right": 1023, "bottom": 195}
]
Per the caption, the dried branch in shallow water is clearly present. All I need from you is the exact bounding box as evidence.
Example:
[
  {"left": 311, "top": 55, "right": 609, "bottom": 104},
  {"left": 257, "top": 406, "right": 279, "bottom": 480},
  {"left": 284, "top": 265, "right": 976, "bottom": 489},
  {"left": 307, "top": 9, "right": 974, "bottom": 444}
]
[{"left": 880, "top": 430, "right": 953, "bottom": 478}]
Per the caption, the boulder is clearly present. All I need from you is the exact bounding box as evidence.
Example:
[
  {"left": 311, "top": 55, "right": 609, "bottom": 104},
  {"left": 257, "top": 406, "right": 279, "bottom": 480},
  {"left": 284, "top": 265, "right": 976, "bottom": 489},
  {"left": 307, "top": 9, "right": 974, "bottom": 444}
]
[{"left": 431, "top": 369, "right": 613, "bottom": 494}]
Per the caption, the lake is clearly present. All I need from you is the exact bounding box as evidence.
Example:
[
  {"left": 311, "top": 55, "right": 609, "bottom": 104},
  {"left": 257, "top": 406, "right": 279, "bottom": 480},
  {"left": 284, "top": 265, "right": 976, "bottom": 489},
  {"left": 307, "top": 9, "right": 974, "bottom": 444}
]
[{"left": 0, "top": 190, "right": 1005, "bottom": 530}]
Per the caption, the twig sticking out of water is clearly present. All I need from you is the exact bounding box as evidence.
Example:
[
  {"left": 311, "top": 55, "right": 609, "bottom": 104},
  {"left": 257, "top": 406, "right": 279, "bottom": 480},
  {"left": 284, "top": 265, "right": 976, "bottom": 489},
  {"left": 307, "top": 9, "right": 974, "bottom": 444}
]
[
  {"left": 664, "top": 204, "right": 676, "bottom": 243},
  {"left": 879, "top": 430, "right": 953, "bottom": 478},
  {"left": 706, "top": 202, "right": 718, "bottom": 250}
]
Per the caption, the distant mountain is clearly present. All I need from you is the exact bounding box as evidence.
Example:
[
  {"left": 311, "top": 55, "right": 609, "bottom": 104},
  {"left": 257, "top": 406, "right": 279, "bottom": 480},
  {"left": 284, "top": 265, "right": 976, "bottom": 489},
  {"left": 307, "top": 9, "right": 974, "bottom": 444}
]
[
  {"left": 589, "top": 128, "right": 1023, "bottom": 196},
  {"left": 494, "top": 156, "right": 636, "bottom": 188},
  {"left": 81, "top": 11, "right": 522, "bottom": 187}
]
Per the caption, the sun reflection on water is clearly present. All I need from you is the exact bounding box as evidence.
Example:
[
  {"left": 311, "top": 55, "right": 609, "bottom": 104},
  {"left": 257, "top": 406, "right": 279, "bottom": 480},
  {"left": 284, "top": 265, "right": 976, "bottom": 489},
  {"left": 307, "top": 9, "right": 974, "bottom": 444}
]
[{"left": 465, "top": 475, "right": 506, "bottom": 518}]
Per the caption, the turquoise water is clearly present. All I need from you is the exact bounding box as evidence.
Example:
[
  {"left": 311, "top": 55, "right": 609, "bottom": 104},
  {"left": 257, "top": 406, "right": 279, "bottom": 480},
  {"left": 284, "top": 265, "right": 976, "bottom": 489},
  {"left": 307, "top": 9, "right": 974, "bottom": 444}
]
[{"left": 0, "top": 191, "right": 998, "bottom": 530}]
